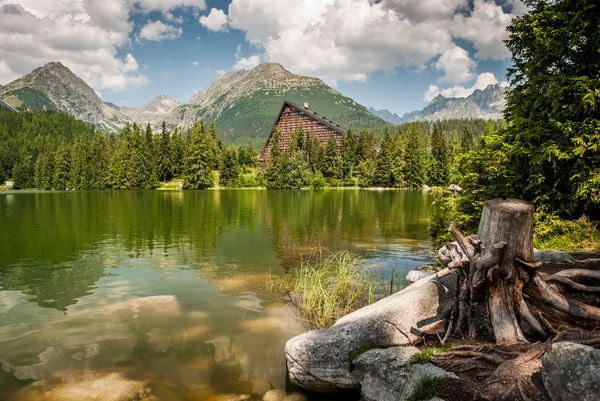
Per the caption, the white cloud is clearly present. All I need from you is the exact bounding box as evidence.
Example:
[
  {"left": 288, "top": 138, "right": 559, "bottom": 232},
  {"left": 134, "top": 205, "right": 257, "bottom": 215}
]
[
  {"left": 424, "top": 72, "right": 502, "bottom": 101},
  {"left": 191, "top": 61, "right": 199, "bottom": 67},
  {"left": 451, "top": 0, "right": 515, "bottom": 59},
  {"left": 216, "top": 69, "right": 227, "bottom": 76},
  {"left": 434, "top": 46, "right": 476, "bottom": 84},
  {"left": 139, "top": 20, "right": 182, "bottom": 41},
  {"left": 0, "top": 0, "right": 206, "bottom": 92},
  {"left": 225, "top": 0, "right": 520, "bottom": 87},
  {"left": 164, "top": 11, "right": 184, "bottom": 23},
  {"left": 199, "top": 8, "right": 228, "bottom": 32},
  {"left": 233, "top": 54, "right": 261, "bottom": 71}
]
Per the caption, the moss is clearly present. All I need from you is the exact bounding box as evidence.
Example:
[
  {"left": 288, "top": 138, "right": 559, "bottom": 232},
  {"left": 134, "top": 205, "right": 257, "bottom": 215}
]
[
  {"left": 346, "top": 343, "right": 381, "bottom": 361},
  {"left": 406, "top": 377, "right": 453, "bottom": 401},
  {"left": 408, "top": 347, "right": 448, "bottom": 365}
]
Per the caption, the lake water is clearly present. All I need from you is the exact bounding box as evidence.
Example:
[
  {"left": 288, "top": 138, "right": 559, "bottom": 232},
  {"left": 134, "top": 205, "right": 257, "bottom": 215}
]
[{"left": 0, "top": 190, "right": 433, "bottom": 401}]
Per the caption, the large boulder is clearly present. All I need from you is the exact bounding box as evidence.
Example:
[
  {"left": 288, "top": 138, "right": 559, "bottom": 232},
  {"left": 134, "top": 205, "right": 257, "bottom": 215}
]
[
  {"left": 285, "top": 273, "right": 456, "bottom": 392},
  {"left": 534, "top": 249, "right": 573, "bottom": 263},
  {"left": 541, "top": 342, "right": 600, "bottom": 401},
  {"left": 351, "top": 347, "right": 458, "bottom": 401}
]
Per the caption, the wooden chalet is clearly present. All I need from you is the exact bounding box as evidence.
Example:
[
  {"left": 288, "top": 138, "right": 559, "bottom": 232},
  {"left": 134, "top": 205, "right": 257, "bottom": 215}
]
[{"left": 260, "top": 100, "right": 346, "bottom": 162}]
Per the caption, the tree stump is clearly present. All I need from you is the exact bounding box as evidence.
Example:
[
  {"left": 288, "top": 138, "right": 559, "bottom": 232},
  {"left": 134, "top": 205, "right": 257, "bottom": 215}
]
[{"left": 439, "top": 197, "right": 600, "bottom": 345}]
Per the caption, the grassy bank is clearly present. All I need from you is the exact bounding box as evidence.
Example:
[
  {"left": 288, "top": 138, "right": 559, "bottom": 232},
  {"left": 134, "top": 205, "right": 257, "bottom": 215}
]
[{"left": 275, "top": 251, "right": 381, "bottom": 329}]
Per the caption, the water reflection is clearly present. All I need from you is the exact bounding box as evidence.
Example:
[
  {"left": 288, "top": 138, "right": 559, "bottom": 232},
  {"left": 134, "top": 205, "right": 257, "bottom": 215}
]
[{"left": 0, "top": 190, "right": 433, "bottom": 400}]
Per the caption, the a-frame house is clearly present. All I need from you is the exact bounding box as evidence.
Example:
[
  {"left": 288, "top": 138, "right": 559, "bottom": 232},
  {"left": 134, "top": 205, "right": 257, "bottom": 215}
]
[{"left": 260, "top": 100, "right": 346, "bottom": 163}]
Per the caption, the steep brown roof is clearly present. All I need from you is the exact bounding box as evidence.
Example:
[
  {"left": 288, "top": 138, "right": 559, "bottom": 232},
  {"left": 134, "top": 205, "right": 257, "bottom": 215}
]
[{"left": 263, "top": 100, "right": 347, "bottom": 148}]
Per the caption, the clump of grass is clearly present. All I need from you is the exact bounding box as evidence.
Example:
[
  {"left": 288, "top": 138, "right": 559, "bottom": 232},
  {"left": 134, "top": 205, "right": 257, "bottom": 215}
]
[
  {"left": 409, "top": 347, "right": 448, "bottom": 365},
  {"left": 407, "top": 378, "right": 453, "bottom": 401},
  {"left": 279, "top": 251, "right": 380, "bottom": 329},
  {"left": 346, "top": 343, "right": 381, "bottom": 361},
  {"left": 534, "top": 210, "right": 600, "bottom": 251}
]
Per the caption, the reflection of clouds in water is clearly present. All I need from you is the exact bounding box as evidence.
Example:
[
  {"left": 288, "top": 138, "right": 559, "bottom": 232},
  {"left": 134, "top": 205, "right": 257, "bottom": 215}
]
[
  {"left": 0, "top": 291, "right": 23, "bottom": 314},
  {"left": 206, "top": 336, "right": 233, "bottom": 362},
  {"left": 234, "top": 293, "right": 264, "bottom": 312}
]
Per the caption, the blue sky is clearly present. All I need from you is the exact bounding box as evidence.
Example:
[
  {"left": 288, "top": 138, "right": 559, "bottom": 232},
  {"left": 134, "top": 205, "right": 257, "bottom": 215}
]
[{"left": 0, "top": 0, "right": 524, "bottom": 116}]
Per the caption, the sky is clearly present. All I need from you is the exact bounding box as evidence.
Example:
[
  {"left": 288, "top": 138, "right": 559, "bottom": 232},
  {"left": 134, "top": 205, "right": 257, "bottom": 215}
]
[{"left": 0, "top": 0, "right": 525, "bottom": 116}]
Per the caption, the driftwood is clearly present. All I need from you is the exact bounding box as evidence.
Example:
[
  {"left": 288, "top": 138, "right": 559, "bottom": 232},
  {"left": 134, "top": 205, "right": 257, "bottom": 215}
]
[{"left": 437, "top": 198, "right": 600, "bottom": 345}]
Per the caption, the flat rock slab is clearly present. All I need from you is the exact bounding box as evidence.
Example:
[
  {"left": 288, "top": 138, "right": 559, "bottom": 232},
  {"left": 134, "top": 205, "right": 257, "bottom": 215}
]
[
  {"left": 352, "top": 347, "right": 458, "bottom": 401},
  {"left": 285, "top": 273, "right": 456, "bottom": 392},
  {"left": 406, "top": 267, "right": 435, "bottom": 285},
  {"left": 542, "top": 342, "right": 600, "bottom": 401}
]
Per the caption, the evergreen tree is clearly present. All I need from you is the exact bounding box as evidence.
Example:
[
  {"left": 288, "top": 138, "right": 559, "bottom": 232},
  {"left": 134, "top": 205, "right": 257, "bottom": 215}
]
[
  {"left": 34, "top": 153, "right": 43, "bottom": 189},
  {"left": 182, "top": 121, "right": 215, "bottom": 189},
  {"left": 70, "top": 137, "right": 91, "bottom": 190},
  {"left": 156, "top": 121, "right": 173, "bottom": 182},
  {"left": 207, "top": 120, "right": 223, "bottom": 170},
  {"left": 459, "top": 128, "right": 474, "bottom": 154},
  {"left": 391, "top": 129, "right": 405, "bottom": 187},
  {"left": 306, "top": 133, "right": 325, "bottom": 174},
  {"left": 109, "top": 124, "right": 133, "bottom": 189},
  {"left": 88, "top": 134, "right": 109, "bottom": 189},
  {"left": 219, "top": 146, "right": 240, "bottom": 186},
  {"left": 373, "top": 129, "right": 395, "bottom": 187},
  {"left": 357, "top": 130, "right": 377, "bottom": 163},
  {"left": 265, "top": 128, "right": 286, "bottom": 189},
  {"left": 289, "top": 124, "right": 305, "bottom": 152},
  {"left": 13, "top": 155, "right": 35, "bottom": 189},
  {"left": 53, "top": 144, "right": 71, "bottom": 190},
  {"left": 284, "top": 150, "right": 312, "bottom": 188},
  {"left": 239, "top": 137, "right": 257, "bottom": 167},
  {"left": 322, "top": 136, "right": 343, "bottom": 182},
  {"left": 428, "top": 123, "right": 450, "bottom": 186},
  {"left": 403, "top": 123, "right": 427, "bottom": 188},
  {"left": 170, "top": 128, "right": 185, "bottom": 177},
  {"left": 341, "top": 130, "right": 359, "bottom": 179}
]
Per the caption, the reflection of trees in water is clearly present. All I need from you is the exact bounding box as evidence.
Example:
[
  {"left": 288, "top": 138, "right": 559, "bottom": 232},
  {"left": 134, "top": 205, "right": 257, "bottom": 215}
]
[{"left": 0, "top": 190, "right": 432, "bottom": 310}]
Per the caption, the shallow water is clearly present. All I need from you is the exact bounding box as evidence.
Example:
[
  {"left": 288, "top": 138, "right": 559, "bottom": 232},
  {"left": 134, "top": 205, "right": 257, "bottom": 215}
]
[{"left": 0, "top": 190, "right": 434, "bottom": 400}]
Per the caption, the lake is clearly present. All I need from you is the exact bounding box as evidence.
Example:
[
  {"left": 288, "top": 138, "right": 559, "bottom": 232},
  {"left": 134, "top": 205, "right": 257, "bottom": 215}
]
[{"left": 0, "top": 190, "right": 433, "bottom": 401}]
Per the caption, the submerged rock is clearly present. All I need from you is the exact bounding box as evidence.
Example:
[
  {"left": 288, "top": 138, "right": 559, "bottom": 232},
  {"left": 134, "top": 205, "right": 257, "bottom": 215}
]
[
  {"left": 14, "top": 373, "right": 155, "bottom": 401},
  {"left": 285, "top": 273, "right": 456, "bottom": 392},
  {"left": 406, "top": 267, "right": 435, "bottom": 285},
  {"left": 262, "top": 389, "right": 307, "bottom": 401},
  {"left": 352, "top": 347, "right": 458, "bottom": 401},
  {"left": 542, "top": 342, "right": 600, "bottom": 401}
]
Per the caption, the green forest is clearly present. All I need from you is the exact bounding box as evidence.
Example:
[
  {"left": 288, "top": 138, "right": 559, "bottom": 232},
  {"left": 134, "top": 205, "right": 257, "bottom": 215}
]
[{"left": 0, "top": 0, "right": 598, "bottom": 249}]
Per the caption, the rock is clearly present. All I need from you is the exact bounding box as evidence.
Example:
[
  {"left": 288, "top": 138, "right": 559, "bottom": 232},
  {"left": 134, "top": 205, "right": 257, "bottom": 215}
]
[
  {"left": 534, "top": 250, "right": 573, "bottom": 263},
  {"left": 448, "top": 184, "right": 462, "bottom": 192},
  {"left": 285, "top": 273, "right": 456, "bottom": 392},
  {"left": 263, "top": 389, "right": 307, "bottom": 401},
  {"left": 422, "top": 184, "right": 432, "bottom": 192},
  {"left": 351, "top": 347, "right": 458, "bottom": 401},
  {"left": 541, "top": 342, "right": 600, "bottom": 401},
  {"left": 14, "top": 373, "right": 155, "bottom": 401},
  {"left": 406, "top": 267, "right": 435, "bottom": 285}
]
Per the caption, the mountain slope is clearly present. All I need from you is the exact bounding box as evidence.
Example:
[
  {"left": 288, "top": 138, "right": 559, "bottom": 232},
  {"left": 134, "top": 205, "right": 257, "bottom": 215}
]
[
  {"left": 120, "top": 94, "right": 181, "bottom": 126},
  {"left": 368, "top": 107, "right": 402, "bottom": 125},
  {"left": 166, "top": 63, "right": 386, "bottom": 144},
  {"left": 0, "top": 62, "right": 131, "bottom": 131},
  {"left": 401, "top": 84, "right": 506, "bottom": 122}
]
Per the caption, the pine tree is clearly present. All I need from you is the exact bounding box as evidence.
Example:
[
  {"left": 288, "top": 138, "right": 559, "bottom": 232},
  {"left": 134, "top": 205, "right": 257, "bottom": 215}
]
[
  {"left": 88, "top": 134, "right": 109, "bottom": 189},
  {"left": 219, "top": 146, "right": 240, "bottom": 186},
  {"left": 183, "top": 120, "right": 215, "bottom": 189},
  {"left": 285, "top": 150, "right": 312, "bottom": 188},
  {"left": 391, "top": 129, "right": 405, "bottom": 187},
  {"left": 70, "top": 137, "right": 90, "bottom": 190},
  {"left": 322, "top": 136, "right": 343, "bottom": 182},
  {"left": 265, "top": 128, "right": 286, "bottom": 189},
  {"left": 207, "top": 120, "right": 223, "bottom": 170},
  {"left": 109, "top": 124, "right": 133, "bottom": 189},
  {"left": 34, "top": 153, "right": 43, "bottom": 189},
  {"left": 156, "top": 121, "right": 173, "bottom": 182},
  {"left": 459, "top": 127, "right": 474, "bottom": 154},
  {"left": 170, "top": 128, "right": 185, "bottom": 177},
  {"left": 373, "top": 129, "right": 395, "bottom": 187},
  {"left": 403, "top": 123, "right": 427, "bottom": 188},
  {"left": 428, "top": 123, "right": 450, "bottom": 186},
  {"left": 289, "top": 124, "right": 305, "bottom": 152},
  {"left": 53, "top": 144, "right": 71, "bottom": 190},
  {"left": 13, "top": 155, "right": 35, "bottom": 189},
  {"left": 341, "top": 130, "right": 358, "bottom": 179}
]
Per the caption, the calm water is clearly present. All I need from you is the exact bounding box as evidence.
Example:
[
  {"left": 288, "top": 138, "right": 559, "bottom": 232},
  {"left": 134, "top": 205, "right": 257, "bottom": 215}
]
[{"left": 0, "top": 190, "right": 433, "bottom": 400}]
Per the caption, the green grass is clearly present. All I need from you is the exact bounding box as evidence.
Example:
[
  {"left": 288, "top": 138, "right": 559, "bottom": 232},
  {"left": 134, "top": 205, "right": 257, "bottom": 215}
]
[
  {"left": 534, "top": 212, "right": 600, "bottom": 251},
  {"left": 408, "top": 347, "right": 448, "bottom": 365},
  {"left": 346, "top": 343, "right": 381, "bottom": 361},
  {"left": 277, "top": 251, "right": 381, "bottom": 329}
]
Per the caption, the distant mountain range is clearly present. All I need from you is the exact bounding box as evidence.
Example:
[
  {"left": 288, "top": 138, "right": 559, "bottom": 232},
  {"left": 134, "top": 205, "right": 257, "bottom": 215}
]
[
  {"left": 0, "top": 61, "right": 506, "bottom": 142},
  {"left": 0, "top": 62, "right": 385, "bottom": 143}
]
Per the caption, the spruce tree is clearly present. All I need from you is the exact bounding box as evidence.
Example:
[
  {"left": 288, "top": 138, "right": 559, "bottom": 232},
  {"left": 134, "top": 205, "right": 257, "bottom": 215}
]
[
  {"left": 265, "top": 128, "right": 286, "bottom": 189},
  {"left": 357, "top": 130, "right": 377, "bottom": 163},
  {"left": 170, "top": 128, "right": 185, "bottom": 178},
  {"left": 70, "top": 137, "right": 90, "bottom": 190},
  {"left": 89, "top": 134, "right": 109, "bottom": 189},
  {"left": 110, "top": 124, "right": 133, "bottom": 189},
  {"left": 182, "top": 120, "right": 214, "bottom": 189},
  {"left": 13, "top": 155, "right": 35, "bottom": 189},
  {"left": 403, "top": 123, "right": 427, "bottom": 188},
  {"left": 391, "top": 129, "right": 405, "bottom": 187},
  {"left": 156, "top": 121, "right": 173, "bottom": 182},
  {"left": 53, "top": 144, "right": 71, "bottom": 190},
  {"left": 322, "top": 136, "right": 343, "bottom": 182},
  {"left": 285, "top": 150, "right": 312, "bottom": 188},
  {"left": 373, "top": 129, "right": 395, "bottom": 187},
  {"left": 428, "top": 123, "right": 450, "bottom": 186},
  {"left": 341, "top": 130, "right": 358, "bottom": 179},
  {"left": 219, "top": 146, "right": 240, "bottom": 186}
]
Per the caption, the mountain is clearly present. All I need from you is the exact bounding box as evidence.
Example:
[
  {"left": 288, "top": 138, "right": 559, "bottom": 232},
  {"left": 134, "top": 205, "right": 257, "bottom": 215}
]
[
  {"left": 368, "top": 107, "right": 402, "bottom": 125},
  {"left": 0, "top": 61, "right": 132, "bottom": 131},
  {"left": 120, "top": 94, "right": 181, "bottom": 126},
  {"left": 164, "top": 63, "right": 386, "bottom": 144},
  {"left": 400, "top": 84, "right": 506, "bottom": 122}
]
